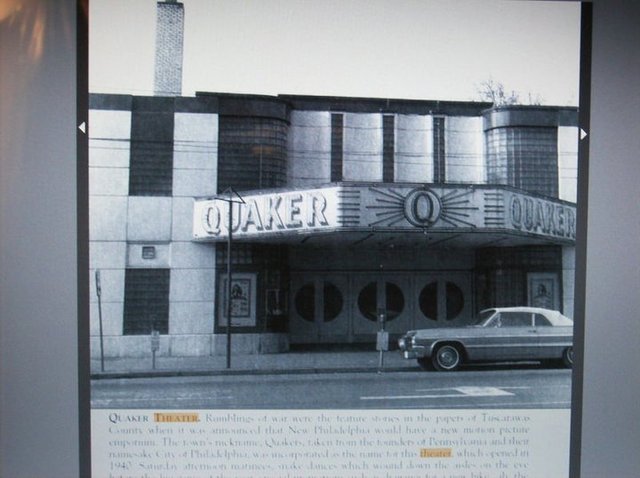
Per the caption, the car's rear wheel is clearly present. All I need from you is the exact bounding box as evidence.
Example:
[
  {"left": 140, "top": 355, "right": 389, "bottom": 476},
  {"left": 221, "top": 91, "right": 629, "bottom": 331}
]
[
  {"left": 417, "top": 357, "right": 434, "bottom": 371},
  {"left": 562, "top": 347, "right": 574, "bottom": 368},
  {"left": 432, "top": 344, "right": 462, "bottom": 371}
]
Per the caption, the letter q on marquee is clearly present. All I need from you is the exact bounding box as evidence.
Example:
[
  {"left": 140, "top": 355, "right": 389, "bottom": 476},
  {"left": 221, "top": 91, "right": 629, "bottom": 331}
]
[
  {"left": 403, "top": 188, "right": 442, "bottom": 227},
  {"left": 202, "top": 204, "right": 222, "bottom": 235}
]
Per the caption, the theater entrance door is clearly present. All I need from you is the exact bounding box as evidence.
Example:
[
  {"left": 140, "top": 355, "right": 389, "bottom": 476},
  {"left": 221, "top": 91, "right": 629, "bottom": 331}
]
[{"left": 289, "top": 274, "right": 350, "bottom": 344}]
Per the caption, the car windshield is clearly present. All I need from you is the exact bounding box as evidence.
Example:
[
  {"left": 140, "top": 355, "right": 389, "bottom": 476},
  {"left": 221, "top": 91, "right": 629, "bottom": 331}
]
[{"left": 473, "top": 309, "right": 496, "bottom": 326}]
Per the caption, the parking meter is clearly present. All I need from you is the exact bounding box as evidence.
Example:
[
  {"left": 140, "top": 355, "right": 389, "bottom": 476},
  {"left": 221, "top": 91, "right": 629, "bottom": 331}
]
[
  {"left": 376, "top": 309, "right": 389, "bottom": 370},
  {"left": 151, "top": 330, "right": 160, "bottom": 370},
  {"left": 151, "top": 330, "right": 160, "bottom": 352}
]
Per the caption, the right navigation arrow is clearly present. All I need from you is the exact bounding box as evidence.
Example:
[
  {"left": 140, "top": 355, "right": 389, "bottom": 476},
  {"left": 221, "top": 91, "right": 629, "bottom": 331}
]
[{"left": 580, "top": 128, "right": 588, "bottom": 140}]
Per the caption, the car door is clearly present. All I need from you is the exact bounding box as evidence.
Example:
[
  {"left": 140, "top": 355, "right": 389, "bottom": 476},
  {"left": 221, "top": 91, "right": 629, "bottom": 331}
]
[
  {"left": 533, "top": 313, "right": 572, "bottom": 359},
  {"left": 491, "top": 311, "right": 538, "bottom": 360}
]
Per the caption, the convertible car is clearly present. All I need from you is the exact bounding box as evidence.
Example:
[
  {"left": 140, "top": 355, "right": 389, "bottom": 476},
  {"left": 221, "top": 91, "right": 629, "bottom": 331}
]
[{"left": 398, "top": 306, "right": 574, "bottom": 371}]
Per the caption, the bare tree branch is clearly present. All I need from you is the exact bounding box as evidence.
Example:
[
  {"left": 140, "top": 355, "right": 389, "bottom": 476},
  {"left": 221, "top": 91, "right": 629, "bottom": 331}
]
[{"left": 476, "top": 78, "right": 542, "bottom": 106}]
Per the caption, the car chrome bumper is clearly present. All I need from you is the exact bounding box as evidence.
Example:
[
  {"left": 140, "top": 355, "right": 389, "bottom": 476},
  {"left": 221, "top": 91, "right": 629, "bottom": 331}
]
[{"left": 400, "top": 346, "right": 427, "bottom": 360}]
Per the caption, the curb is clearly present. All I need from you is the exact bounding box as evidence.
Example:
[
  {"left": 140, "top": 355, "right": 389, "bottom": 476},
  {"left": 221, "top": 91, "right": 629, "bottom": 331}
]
[{"left": 90, "top": 366, "right": 419, "bottom": 380}]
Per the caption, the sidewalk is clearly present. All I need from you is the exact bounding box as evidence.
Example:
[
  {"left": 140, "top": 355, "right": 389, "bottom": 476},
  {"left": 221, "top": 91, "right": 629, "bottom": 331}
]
[{"left": 90, "top": 349, "right": 419, "bottom": 379}]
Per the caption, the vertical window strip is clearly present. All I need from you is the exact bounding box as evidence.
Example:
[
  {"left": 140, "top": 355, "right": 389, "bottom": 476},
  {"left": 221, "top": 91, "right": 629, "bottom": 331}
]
[
  {"left": 330, "top": 113, "right": 343, "bottom": 182},
  {"left": 433, "top": 116, "right": 446, "bottom": 183},
  {"left": 383, "top": 115, "right": 395, "bottom": 182}
]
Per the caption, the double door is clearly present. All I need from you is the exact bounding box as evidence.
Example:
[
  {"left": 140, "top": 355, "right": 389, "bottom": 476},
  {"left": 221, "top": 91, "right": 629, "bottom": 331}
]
[
  {"left": 289, "top": 272, "right": 472, "bottom": 344},
  {"left": 289, "top": 274, "right": 349, "bottom": 343}
]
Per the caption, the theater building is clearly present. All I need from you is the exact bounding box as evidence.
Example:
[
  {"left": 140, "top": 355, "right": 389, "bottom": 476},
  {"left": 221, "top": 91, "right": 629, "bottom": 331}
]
[{"left": 89, "top": 91, "right": 578, "bottom": 358}]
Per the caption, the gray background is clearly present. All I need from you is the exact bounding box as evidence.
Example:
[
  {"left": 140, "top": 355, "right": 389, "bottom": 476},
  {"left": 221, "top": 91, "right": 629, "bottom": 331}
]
[{"left": 0, "top": 1, "right": 638, "bottom": 477}]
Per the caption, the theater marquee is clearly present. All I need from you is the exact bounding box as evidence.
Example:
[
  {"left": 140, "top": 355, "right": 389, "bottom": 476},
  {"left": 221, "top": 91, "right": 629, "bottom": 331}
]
[
  {"left": 193, "top": 187, "right": 340, "bottom": 239},
  {"left": 507, "top": 191, "right": 576, "bottom": 240},
  {"left": 193, "top": 185, "right": 576, "bottom": 243}
]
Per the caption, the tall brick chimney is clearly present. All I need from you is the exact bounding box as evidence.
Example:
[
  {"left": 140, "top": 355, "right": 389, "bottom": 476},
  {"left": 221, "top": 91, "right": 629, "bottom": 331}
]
[{"left": 154, "top": 0, "right": 184, "bottom": 96}]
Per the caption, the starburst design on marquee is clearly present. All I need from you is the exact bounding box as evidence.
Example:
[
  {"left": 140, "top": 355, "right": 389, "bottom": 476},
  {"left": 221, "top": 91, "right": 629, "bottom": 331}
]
[
  {"left": 367, "top": 188, "right": 408, "bottom": 227},
  {"left": 367, "top": 187, "right": 479, "bottom": 228}
]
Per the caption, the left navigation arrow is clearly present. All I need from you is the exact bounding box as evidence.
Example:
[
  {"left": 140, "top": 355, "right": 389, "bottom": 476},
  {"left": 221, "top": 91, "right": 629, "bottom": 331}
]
[{"left": 78, "top": 122, "right": 86, "bottom": 134}]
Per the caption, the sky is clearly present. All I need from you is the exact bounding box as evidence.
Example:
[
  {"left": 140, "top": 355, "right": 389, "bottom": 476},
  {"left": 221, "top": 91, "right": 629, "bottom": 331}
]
[{"left": 89, "top": 0, "right": 582, "bottom": 106}]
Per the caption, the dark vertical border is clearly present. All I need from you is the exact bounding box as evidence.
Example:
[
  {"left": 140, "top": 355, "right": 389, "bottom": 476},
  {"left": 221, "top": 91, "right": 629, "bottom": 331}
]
[
  {"left": 1, "top": 1, "right": 80, "bottom": 475},
  {"left": 569, "top": 2, "right": 592, "bottom": 477},
  {"left": 77, "top": 0, "right": 91, "bottom": 476}
]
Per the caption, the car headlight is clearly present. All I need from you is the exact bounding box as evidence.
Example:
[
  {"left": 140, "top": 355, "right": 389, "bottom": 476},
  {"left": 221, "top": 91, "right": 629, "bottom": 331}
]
[{"left": 399, "top": 332, "right": 417, "bottom": 350}]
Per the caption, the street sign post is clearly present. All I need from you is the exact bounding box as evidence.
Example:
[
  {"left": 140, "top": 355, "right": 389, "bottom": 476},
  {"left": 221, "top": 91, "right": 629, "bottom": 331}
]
[
  {"left": 95, "top": 269, "right": 105, "bottom": 372},
  {"left": 151, "top": 330, "right": 160, "bottom": 370},
  {"left": 377, "top": 309, "right": 387, "bottom": 372}
]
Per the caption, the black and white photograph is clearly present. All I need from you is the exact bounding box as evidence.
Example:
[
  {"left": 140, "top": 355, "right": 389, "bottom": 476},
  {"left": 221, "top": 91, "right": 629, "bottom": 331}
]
[
  {"left": 6, "top": 1, "right": 640, "bottom": 478},
  {"left": 88, "top": 0, "right": 582, "bottom": 415}
]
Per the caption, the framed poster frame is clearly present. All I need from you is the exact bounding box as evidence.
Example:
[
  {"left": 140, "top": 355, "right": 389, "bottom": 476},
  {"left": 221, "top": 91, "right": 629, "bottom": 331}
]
[
  {"left": 218, "top": 273, "right": 258, "bottom": 327},
  {"left": 527, "top": 272, "right": 560, "bottom": 310}
]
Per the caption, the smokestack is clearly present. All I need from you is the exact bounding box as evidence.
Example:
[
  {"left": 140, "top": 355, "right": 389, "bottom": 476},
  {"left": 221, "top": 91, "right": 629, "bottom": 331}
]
[{"left": 154, "top": 0, "right": 184, "bottom": 96}]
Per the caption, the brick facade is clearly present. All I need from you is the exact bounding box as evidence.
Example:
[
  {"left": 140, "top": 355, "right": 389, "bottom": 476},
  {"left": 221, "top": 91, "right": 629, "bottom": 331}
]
[{"left": 154, "top": 1, "right": 184, "bottom": 96}]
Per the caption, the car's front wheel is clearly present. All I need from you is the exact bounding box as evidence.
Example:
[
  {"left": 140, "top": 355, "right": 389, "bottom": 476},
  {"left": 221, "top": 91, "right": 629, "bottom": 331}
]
[
  {"left": 562, "top": 347, "right": 574, "bottom": 368},
  {"left": 432, "top": 344, "right": 462, "bottom": 371}
]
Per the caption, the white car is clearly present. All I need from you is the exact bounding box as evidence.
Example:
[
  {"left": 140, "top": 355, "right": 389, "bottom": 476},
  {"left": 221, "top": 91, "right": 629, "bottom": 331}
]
[{"left": 398, "top": 307, "right": 574, "bottom": 371}]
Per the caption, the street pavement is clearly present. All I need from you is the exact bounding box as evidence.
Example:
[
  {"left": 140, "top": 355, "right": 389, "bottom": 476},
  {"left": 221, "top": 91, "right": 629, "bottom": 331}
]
[
  {"left": 90, "top": 349, "right": 418, "bottom": 379},
  {"left": 91, "top": 350, "right": 573, "bottom": 409},
  {"left": 91, "top": 366, "right": 572, "bottom": 409}
]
